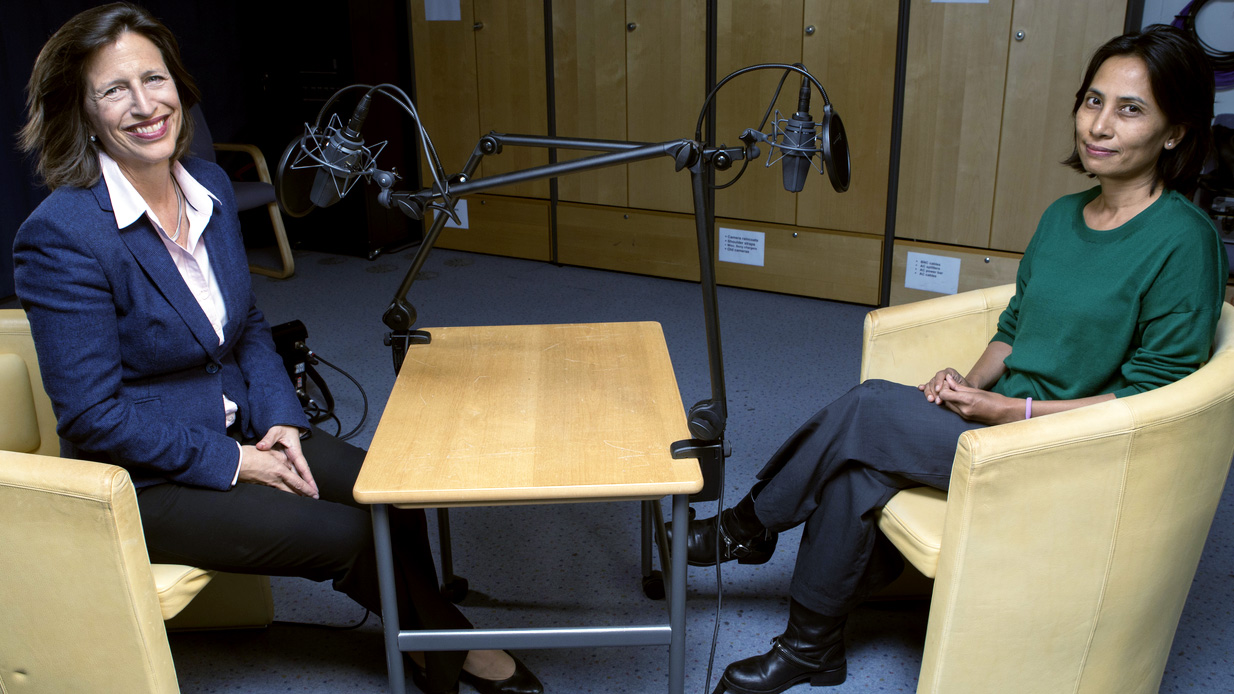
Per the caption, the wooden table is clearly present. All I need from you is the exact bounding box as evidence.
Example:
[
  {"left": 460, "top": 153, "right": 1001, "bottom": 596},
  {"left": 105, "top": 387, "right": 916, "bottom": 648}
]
[{"left": 354, "top": 322, "right": 703, "bottom": 694}]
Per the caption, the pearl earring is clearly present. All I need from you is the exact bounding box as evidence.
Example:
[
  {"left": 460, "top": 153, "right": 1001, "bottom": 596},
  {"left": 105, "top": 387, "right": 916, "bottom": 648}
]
[{"left": 89, "top": 135, "right": 97, "bottom": 142}]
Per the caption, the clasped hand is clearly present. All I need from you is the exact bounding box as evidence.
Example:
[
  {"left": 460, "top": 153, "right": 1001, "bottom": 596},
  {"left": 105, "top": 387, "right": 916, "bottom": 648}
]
[
  {"left": 238, "top": 425, "right": 319, "bottom": 498},
  {"left": 918, "top": 368, "right": 1019, "bottom": 425}
]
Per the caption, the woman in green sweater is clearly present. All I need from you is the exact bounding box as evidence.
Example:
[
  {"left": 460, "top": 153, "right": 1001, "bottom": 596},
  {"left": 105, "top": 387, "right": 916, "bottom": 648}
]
[{"left": 697, "top": 25, "right": 1228, "bottom": 694}]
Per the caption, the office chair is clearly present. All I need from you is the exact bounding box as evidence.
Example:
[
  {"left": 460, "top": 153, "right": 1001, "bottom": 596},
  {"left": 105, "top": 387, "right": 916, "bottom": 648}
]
[{"left": 189, "top": 104, "right": 295, "bottom": 279}]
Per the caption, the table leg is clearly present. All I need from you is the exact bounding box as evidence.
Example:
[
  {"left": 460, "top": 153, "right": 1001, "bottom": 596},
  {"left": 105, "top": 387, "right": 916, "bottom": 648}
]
[
  {"left": 669, "top": 494, "right": 689, "bottom": 694},
  {"left": 372, "top": 504, "right": 406, "bottom": 694},
  {"left": 642, "top": 501, "right": 653, "bottom": 579}
]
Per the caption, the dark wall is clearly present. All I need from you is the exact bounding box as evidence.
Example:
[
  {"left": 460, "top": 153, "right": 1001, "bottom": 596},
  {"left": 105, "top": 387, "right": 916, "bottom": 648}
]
[{"left": 2, "top": 0, "right": 414, "bottom": 298}]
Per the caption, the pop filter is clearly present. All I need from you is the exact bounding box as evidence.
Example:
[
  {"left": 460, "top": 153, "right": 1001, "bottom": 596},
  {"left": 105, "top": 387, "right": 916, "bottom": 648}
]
[
  {"left": 820, "top": 105, "right": 850, "bottom": 193},
  {"left": 275, "top": 135, "right": 318, "bottom": 218}
]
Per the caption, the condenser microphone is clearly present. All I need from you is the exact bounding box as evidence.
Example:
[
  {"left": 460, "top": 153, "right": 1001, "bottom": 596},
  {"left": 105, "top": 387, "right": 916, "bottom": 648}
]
[
  {"left": 780, "top": 77, "right": 817, "bottom": 193},
  {"left": 308, "top": 93, "right": 373, "bottom": 208}
]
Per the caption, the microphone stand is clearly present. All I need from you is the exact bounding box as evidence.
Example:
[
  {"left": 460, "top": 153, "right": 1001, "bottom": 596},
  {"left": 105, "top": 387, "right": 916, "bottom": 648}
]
[
  {"left": 377, "top": 132, "right": 758, "bottom": 503},
  {"left": 295, "top": 65, "right": 842, "bottom": 499},
  {"left": 287, "top": 64, "right": 846, "bottom": 694},
  {"left": 369, "top": 131, "right": 757, "bottom": 611}
]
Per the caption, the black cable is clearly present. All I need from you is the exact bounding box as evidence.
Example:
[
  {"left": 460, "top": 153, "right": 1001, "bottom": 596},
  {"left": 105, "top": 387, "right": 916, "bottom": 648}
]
[
  {"left": 711, "top": 158, "right": 751, "bottom": 190},
  {"left": 703, "top": 465, "right": 726, "bottom": 694},
  {"left": 310, "top": 352, "right": 370, "bottom": 441},
  {"left": 306, "top": 82, "right": 453, "bottom": 211},
  {"left": 301, "top": 401, "right": 342, "bottom": 437},
  {"left": 273, "top": 609, "right": 372, "bottom": 631},
  {"left": 1175, "top": 0, "right": 1234, "bottom": 86},
  {"left": 694, "top": 63, "right": 830, "bottom": 144},
  {"left": 701, "top": 65, "right": 810, "bottom": 191},
  {"left": 305, "top": 364, "right": 336, "bottom": 422}
]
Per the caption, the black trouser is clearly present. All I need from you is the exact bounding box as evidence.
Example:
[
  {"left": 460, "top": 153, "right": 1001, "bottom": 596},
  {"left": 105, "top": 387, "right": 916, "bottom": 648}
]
[
  {"left": 752, "top": 380, "right": 985, "bottom": 616},
  {"left": 136, "top": 428, "right": 470, "bottom": 691}
]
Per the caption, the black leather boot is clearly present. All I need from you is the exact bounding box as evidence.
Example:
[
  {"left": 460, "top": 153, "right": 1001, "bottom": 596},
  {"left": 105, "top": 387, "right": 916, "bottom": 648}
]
[
  {"left": 713, "top": 600, "right": 847, "bottom": 694},
  {"left": 683, "top": 490, "right": 778, "bottom": 567}
]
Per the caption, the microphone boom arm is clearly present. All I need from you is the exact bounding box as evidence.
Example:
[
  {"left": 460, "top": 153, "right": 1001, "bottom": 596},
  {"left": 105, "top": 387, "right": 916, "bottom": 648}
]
[{"left": 379, "top": 132, "right": 752, "bottom": 496}]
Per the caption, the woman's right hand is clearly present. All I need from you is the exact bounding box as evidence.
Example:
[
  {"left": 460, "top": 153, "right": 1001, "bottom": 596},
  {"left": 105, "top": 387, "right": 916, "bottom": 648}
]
[
  {"left": 238, "top": 444, "right": 319, "bottom": 497},
  {"left": 919, "top": 368, "right": 972, "bottom": 404}
]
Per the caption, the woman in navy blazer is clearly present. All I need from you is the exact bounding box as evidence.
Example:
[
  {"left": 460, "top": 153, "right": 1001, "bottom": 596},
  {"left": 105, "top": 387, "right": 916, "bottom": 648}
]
[{"left": 13, "top": 5, "right": 541, "bottom": 693}]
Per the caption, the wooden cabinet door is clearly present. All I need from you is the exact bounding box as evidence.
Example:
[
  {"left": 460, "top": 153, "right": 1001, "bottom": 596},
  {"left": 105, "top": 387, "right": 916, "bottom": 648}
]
[
  {"left": 410, "top": 1, "right": 483, "bottom": 186},
  {"left": 626, "top": 0, "right": 707, "bottom": 214},
  {"left": 714, "top": 0, "right": 805, "bottom": 226},
  {"left": 552, "top": 0, "right": 628, "bottom": 207},
  {"left": 798, "top": 0, "right": 898, "bottom": 236},
  {"left": 989, "top": 0, "right": 1126, "bottom": 252},
  {"left": 896, "top": 0, "right": 1014, "bottom": 247},
  {"left": 473, "top": 0, "right": 550, "bottom": 199}
]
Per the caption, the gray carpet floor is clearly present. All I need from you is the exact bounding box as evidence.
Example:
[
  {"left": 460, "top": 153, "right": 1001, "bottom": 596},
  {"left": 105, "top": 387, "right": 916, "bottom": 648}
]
[{"left": 9, "top": 245, "right": 1231, "bottom": 692}]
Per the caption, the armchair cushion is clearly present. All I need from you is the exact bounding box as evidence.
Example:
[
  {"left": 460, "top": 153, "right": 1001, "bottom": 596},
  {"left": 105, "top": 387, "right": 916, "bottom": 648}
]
[
  {"left": 151, "top": 564, "right": 216, "bottom": 621},
  {"left": 877, "top": 487, "right": 946, "bottom": 578},
  {"left": 231, "top": 180, "right": 277, "bottom": 211}
]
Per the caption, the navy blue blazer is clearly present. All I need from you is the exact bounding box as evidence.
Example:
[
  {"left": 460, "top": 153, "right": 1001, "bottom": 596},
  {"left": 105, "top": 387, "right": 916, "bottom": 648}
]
[{"left": 13, "top": 157, "right": 308, "bottom": 490}]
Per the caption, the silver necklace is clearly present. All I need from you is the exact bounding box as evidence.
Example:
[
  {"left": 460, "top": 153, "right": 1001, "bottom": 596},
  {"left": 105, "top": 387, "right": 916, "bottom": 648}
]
[{"left": 167, "top": 177, "right": 184, "bottom": 242}]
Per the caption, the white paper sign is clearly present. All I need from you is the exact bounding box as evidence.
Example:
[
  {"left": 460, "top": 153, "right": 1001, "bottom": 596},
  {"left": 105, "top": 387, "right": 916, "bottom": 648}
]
[
  {"left": 718, "top": 227, "right": 765, "bottom": 267},
  {"left": 425, "top": 0, "right": 461, "bottom": 21},
  {"left": 443, "top": 199, "right": 469, "bottom": 229},
  {"left": 905, "top": 251, "right": 961, "bottom": 294}
]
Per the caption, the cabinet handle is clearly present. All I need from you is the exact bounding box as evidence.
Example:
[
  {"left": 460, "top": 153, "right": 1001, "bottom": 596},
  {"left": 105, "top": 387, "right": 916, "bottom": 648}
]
[
  {"left": 474, "top": 21, "right": 484, "bottom": 31},
  {"left": 805, "top": 25, "right": 816, "bottom": 36},
  {"left": 627, "top": 22, "right": 637, "bottom": 32},
  {"left": 1014, "top": 30, "right": 1025, "bottom": 41}
]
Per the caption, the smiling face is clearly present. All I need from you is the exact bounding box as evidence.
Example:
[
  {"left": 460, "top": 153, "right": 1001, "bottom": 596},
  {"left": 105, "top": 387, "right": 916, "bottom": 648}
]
[
  {"left": 1074, "top": 55, "right": 1186, "bottom": 189},
  {"left": 82, "top": 31, "right": 181, "bottom": 178}
]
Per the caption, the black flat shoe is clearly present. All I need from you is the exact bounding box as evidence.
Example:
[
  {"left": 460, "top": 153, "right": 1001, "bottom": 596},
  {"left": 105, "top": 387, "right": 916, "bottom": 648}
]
[{"left": 459, "top": 653, "right": 543, "bottom": 694}]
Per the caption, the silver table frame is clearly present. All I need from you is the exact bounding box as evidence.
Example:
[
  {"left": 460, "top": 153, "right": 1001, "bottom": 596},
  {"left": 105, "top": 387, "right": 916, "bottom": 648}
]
[{"left": 371, "top": 493, "right": 691, "bottom": 694}]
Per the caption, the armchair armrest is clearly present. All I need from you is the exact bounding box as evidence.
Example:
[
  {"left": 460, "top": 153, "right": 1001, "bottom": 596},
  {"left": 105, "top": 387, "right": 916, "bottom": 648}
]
[
  {"left": 861, "top": 284, "right": 1015, "bottom": 386},
  {"left": 212, "top": 142, "right": 273, "bottom": 184},
  {"left": 0, "top": 451, "right": 181, "bottom": 693}
]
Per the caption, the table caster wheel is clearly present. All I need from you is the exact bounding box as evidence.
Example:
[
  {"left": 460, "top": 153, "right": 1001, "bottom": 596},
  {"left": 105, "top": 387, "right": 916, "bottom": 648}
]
[
  {"left": 441, "top": 576, "right": 469, "bottom": 603},
  {"left": 642, "top": 571, "right": 666, "bottom": 600}
]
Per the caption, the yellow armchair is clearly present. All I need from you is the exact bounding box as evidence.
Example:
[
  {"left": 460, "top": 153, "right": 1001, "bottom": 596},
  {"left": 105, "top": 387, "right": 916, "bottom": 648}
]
[
  {"left": 0, "top": 309, "right": 273, "bottom": 693},
  {"left": 864, "top": 286, "right": 1234, "bottom": 694}
]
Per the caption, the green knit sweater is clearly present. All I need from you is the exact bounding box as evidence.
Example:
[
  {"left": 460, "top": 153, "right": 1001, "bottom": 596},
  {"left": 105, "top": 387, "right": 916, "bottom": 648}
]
[{"left": 990, "top": 186, "right": 1228, "bottom": 401}]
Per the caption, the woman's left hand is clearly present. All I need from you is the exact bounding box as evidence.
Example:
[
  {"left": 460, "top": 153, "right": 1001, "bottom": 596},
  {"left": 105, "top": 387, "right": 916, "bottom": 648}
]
[
  {"left": 934, "top": 374, "right": 1020, "bottom": 425},
  {"left": 255, "top": 425, "right": 318, "bottom": 498}
]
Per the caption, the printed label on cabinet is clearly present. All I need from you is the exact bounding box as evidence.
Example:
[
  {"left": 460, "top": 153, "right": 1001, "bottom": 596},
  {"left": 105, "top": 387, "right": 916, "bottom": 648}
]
[
  {"left": 905, "top": 251, "right": 961, "bottom": 294},
  {"left": 718, "top": 228, "right": 765, "bottom": 267}
]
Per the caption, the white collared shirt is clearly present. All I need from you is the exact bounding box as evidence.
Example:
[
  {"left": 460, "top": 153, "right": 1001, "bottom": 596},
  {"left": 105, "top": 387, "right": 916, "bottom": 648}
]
[{"left": 99, "top": 153, "right": 243, "bottom": 482}]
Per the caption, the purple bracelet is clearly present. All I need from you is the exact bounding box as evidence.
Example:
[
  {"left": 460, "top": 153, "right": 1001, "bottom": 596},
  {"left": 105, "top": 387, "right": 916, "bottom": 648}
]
[{"left": 1025, "top": 397, "right": 1033, "bottom": 420}]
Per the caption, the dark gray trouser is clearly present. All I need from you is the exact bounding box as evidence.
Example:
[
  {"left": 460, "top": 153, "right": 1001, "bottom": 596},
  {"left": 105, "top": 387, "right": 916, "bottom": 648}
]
[
  {"left": 135, "top": 428, "right": 470, "bottom": 693},
  {"left": 753, "top": 379, "right": 985, "bottom": 616}
]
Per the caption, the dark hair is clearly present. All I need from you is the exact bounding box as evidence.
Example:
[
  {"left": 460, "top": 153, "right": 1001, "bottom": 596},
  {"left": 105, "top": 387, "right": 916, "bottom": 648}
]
[
  {"left": 1064, "top": 24, "right": 1215, "bottom": 194},
  {"left": 18, "top": 2, "right": 201, "bottom": 190}
]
